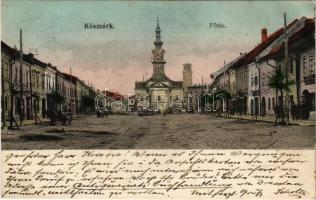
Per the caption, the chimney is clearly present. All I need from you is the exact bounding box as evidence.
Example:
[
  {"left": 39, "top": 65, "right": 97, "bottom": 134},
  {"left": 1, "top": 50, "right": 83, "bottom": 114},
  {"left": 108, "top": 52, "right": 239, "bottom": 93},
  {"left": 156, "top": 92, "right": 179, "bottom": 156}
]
[{"left": 261, "top": 28, "right": 268, "bottom": 43}]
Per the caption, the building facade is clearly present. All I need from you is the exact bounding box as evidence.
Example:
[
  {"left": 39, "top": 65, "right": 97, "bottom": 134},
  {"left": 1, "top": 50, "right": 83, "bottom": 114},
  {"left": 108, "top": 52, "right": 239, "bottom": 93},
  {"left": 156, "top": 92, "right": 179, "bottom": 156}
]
[
  {"left": 257, "top": 59, "right": 277, "bottom": 115},
  {"left": 294, "top": 18, "right": 315, "bottom": 119},
  {"left": 210, "top": 16, "right": 314, "bottom": 121},
  {"left": 258, "top": 17, "right": 315, "bottom": 119},
  {"left": 1, "top": 41, "right": 98, "bottom": 128},
  {"left": 30, "top": 56, "right": 47, "bottom": 120},
  {"left": 1, "top": 42, "right": 14, "bottom": 127},
  {"left": 135, "top": 18, "right": 185, "bottom": 112},
  {"left": 187, "top": 85, "right": 207, "bottom": 112},
  {"left": 300, "top": 46, "right": 315, "bottom": 119},
  {"left": 211, "top": 53, "right": 246, "bottom": 114},
  {"left": 62, "top": 73, "right": 76, "bottom": 113}
]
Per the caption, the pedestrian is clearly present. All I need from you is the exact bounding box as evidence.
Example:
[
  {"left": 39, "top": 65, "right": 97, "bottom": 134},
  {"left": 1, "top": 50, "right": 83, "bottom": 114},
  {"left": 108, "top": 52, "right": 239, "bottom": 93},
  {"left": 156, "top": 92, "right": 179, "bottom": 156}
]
[
  {"left": 274, "top": 105, "right": 281, "bottom": 125},
  {"left": 302, "top": 104, "right": 309, "bottom": 120},
  {"left": 254, "top": 103, "right": 258, "bottom": 121},
  {"left": 291, "top": 104, "right": 297, "bottom": 121},
  {"left": 237, "top": 103, "right": 241, "bottom": 119}
]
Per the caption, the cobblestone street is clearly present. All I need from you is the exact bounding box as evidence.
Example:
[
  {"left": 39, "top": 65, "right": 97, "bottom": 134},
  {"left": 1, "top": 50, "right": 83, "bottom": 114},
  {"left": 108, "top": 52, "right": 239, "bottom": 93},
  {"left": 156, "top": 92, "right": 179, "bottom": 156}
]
[{"left": 1, "top": 114, "right": 315, "bottom": 150}]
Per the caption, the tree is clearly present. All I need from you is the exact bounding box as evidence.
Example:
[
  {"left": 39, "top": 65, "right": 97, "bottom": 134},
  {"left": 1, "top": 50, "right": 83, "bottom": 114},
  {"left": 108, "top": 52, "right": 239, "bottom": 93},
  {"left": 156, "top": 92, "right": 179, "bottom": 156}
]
[
  {"left": 49, "top": 91, "right": 65, "bottom": 110},
  {"left": 81, "top": 95, "right": 95, "bottom": 114},
  {"left": 236, "top": 90, "right": 246, "bottom": 119},
  {"left": 268, "top": 69, "right": 295, "bottom": 125}
]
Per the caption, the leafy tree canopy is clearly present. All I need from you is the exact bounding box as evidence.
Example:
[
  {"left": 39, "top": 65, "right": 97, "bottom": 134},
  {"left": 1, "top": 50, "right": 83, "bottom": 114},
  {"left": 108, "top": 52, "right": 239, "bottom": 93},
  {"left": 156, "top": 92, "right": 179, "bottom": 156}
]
[{"left": 268, "top": 69, "right": 295, "bottom": 92}]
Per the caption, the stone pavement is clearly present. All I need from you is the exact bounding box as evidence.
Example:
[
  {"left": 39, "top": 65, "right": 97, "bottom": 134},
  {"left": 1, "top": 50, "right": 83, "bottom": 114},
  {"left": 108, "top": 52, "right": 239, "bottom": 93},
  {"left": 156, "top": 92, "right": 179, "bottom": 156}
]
[
  {"left": 2, "top": 113, "right": 314, "bottom": 128},
  {"left": 1, "top": 114, "right": 314, "bottom": 150},
  {"left": 217, "top": 114, "right": 315, "bottom": 127}
]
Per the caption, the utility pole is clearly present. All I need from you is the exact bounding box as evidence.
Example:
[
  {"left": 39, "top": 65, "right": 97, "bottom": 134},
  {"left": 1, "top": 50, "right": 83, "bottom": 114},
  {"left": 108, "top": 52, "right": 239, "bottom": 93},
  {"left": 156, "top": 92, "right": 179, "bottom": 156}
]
[
  {"left": 284, "top": 12, "right": 290, "bottom": 125},
  {"left": 19, "top": 29, "right": 24, "bottom": 126}
]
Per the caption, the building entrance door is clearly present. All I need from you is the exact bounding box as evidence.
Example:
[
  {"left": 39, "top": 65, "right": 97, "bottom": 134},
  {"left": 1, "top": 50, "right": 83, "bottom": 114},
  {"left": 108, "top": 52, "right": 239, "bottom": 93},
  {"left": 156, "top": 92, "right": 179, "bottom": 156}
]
[
  {"left": 261, "top": 97, "right": 266, "bottom": 116},
  {"left": 254, "top": 97, "right": 259, "bottom": 116},
  {"left": 26, "top": 97, "right": 31, "bottom": 119},
  {"left": 42, "top": 99, "right": 46, "bottom": 118}
]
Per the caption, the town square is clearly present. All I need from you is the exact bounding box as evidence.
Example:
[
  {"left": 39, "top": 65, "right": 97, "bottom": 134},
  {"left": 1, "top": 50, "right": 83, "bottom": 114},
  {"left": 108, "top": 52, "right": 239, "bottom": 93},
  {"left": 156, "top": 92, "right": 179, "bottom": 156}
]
[
  {"left": 1, "top": 1, "right": 315, "bottom": 150},
  {"left": 2, "top": 114, "right": 314, "bottom": 150}
]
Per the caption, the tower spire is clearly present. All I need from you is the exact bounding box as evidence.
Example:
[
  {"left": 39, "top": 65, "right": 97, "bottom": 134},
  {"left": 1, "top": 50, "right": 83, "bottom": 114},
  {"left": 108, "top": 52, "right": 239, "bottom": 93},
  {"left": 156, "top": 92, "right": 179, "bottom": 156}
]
[
  {"left": 151, "top": 16, "right": 166, "bottom": 77},
  {"left": 154, "top": 15, "right": 163, "bottom": 47}
]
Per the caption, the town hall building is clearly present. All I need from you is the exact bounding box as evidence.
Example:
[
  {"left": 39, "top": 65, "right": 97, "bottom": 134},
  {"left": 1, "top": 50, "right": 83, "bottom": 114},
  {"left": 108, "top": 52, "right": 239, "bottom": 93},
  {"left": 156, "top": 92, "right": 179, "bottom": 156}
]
[{"left": 135, "top": 18, "right": 192, "bottom": 111}]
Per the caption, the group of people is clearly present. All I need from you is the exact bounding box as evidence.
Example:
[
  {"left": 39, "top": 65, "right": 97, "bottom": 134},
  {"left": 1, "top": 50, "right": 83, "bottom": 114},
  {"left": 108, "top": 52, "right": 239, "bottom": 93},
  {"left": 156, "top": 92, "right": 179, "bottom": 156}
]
[
  {"left": 274, "top": 103, "right": 312, "bottom": 125},
  {"left": 206, "top": 100, "right": 312, "bottom": 125},
  {"left": 47, "top": 108, "right": 73, "bottom": 125}
]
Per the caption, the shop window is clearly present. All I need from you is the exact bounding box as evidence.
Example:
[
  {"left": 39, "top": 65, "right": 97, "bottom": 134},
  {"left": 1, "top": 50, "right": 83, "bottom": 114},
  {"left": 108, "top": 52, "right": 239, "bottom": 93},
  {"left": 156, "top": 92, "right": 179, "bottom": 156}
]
[
  {"left": 25, "top": 71, "right": 29, "bottom": 86},
  {"left": 3, "top": 61, "right": 8, "bottom": 79},
  {"left": 309, "top": 51, "right": 314, "bottom": 73},
  {"left": 254, "top": 76, "right": 258, "bottom": 86},
  {"left": 303, "top": 55, "right": 307, "bottom": 74},
  {"left": 36, "top": 73, "right": 39, "bottom": 88},
  {"left": 15, "top": 68, "right": 18, "bottom": 83},
  {"left": 290, "top": 59, "right": 294, "bottom": 74},
  {"left": 32, "top": 72, "right": 35, "bottom": 87},
  {"left": 42, "top": 75, "right": 45, "bottom": 90}
]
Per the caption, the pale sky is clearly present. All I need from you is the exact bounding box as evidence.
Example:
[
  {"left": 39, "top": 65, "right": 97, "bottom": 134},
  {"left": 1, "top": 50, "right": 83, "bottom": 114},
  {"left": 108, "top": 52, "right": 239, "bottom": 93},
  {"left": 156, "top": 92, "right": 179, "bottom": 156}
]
[{"left": 1, "top": 1, "right": 314, "bottom": 94}]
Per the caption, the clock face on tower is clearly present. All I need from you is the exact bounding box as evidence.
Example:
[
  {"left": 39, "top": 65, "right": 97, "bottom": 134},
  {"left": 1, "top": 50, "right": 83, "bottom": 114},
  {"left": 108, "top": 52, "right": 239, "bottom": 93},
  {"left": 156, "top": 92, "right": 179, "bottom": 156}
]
[{"left": 152, "top": 48, "right": 165, "bottom": 62}]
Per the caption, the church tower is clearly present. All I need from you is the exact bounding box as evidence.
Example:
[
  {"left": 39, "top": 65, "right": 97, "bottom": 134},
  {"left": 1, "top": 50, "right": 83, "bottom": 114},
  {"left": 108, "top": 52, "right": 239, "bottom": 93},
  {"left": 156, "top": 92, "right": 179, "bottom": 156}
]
[
  {"left": 135, "top": 17, "right": 184, "bottom": 112},
  {"left": 151, "top": 17, "right": 166, "bottom": 77}
]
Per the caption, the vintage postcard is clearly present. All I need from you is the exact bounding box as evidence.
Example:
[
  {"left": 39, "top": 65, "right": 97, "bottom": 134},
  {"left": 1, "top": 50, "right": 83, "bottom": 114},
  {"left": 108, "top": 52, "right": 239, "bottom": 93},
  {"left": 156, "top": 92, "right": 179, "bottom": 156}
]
[{"left": 1, "top": 0, "right": 315, "bottom": 199}]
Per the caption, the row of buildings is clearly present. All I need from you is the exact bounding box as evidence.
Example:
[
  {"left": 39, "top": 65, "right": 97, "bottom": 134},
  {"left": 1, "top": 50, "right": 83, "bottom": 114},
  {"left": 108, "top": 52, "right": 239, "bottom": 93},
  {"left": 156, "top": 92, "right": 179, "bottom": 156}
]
[
  {"left": 1, "top": 41, "right": 97, "bottom": 128},
  {"left": 210, "top": 16, "right": 315, "bottom": 120}
]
